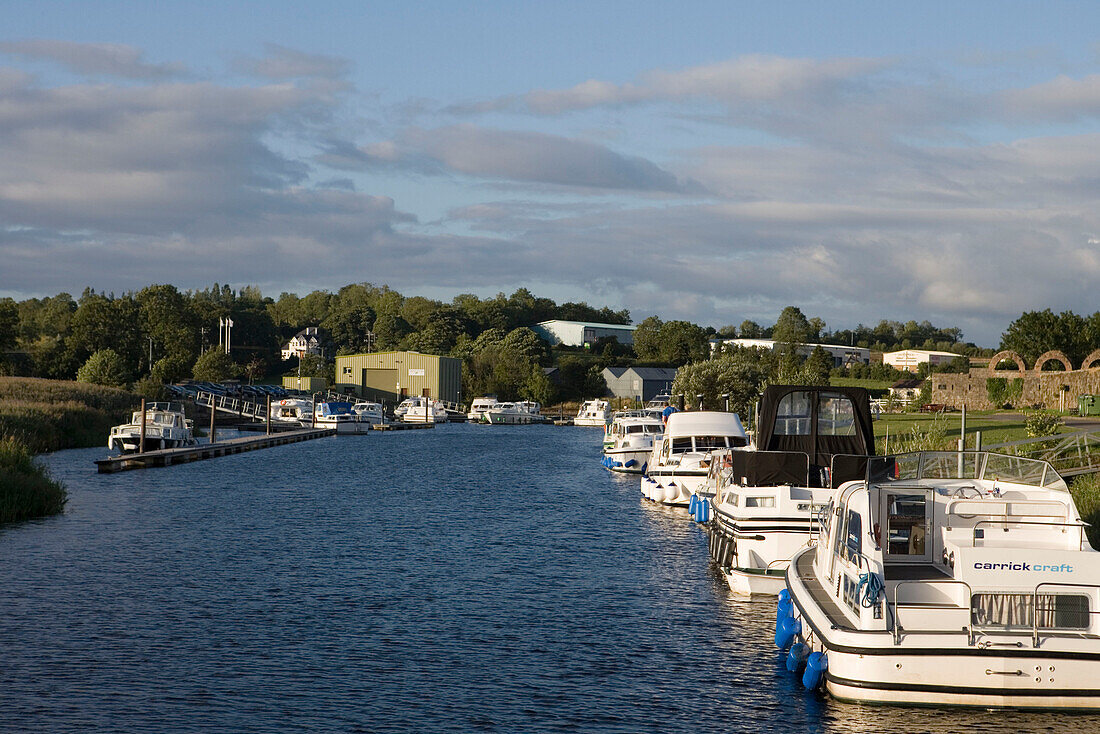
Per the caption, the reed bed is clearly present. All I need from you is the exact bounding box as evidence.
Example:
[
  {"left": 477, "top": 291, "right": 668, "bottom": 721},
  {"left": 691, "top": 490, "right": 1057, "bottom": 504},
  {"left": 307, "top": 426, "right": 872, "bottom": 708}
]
[{"left": 0, "top": 377, "right": 137, "bottom": 522}]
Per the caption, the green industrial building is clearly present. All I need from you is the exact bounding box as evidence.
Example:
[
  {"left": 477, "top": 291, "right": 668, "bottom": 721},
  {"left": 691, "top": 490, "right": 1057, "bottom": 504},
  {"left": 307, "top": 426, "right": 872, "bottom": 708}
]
[{"left": 334, "top": 351, "right": 462, "bottom": 405}]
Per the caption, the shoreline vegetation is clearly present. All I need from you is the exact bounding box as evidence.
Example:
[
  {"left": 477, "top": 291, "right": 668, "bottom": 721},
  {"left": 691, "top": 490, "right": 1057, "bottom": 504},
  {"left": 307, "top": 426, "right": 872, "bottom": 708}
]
[{"left": 0, "top": 377, "right": 135, "bottom": 523}]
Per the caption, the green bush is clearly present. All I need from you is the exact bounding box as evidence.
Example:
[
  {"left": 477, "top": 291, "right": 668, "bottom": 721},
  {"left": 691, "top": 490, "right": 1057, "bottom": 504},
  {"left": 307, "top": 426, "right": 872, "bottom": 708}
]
[
  {"left": 0, "top": 436, "right": 67, "bottom": 523},
  {"left": 76, "top": 348, "right": 131, "bottom": 387},
  {"left": 1025, "top": 411, "right": 1064, "bottom": 438}
]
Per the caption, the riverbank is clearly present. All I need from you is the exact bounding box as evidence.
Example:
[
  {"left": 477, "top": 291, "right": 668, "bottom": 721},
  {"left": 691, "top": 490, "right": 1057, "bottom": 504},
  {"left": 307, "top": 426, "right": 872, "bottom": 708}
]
[{"left": 0, "top": 377, "right": 136, "bottom": 522}]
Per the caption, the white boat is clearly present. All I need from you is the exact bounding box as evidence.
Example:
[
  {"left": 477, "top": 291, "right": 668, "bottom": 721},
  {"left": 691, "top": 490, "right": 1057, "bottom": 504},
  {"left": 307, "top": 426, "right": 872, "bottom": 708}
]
[
  {"left": 602, "top": 414, "right": 663, "bottom": 473},
  {"left": 350, "top": 401, "right": 385, "bottom": 425},
  {"left": 108, "top": 402, "right": 196, "bottom": 454},
  {"left": 706, "top": 386, "right": 877, "bottom": 596},
  {"left": 574, "top": 399, "right": 611, "bottom": 427},
  {"left": 645, "top": 393, "right": 672, "bottom": 411},
  {"left": 467, "top": 396, "right": 500, "bottom": 422},
  {"left": 314, "top": 401, "right": 372, "bottom": 434},
  {"left": 781, "top": 450, "right": 1100, "bottom": 710},
  {"left": 483, "top": 400, "right": 544, "bottom": 425},
  {"left": 402, "top": 396, "right": 448, "bottom": 423},
  {"left": 641, "top": 411, "right": 749, "bottom": 506},
  {"left": 270, "top": 397, "right": 313, "bottom": 425}
]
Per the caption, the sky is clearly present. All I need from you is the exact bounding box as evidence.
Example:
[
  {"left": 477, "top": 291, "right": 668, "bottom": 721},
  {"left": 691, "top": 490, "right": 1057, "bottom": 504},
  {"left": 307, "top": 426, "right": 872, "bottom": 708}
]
[{"left": 1, "top": 1, "right": 1099, "bottom": 347}]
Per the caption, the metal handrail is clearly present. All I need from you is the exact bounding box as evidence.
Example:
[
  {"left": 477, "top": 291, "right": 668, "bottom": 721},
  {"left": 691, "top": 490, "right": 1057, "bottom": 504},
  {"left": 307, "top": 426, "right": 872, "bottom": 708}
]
[
  {"left": 972, "top": 518, "right": 1087, "bottom": 548},
  {"left": 1031, "top": 582, "right": 1100, "bottom": 648},
  {"left": 891, "top": 579, "right": 974, "bottom": 645},
  {"left": 948, "top": 498, "right": 1072, "bottom": 520}
]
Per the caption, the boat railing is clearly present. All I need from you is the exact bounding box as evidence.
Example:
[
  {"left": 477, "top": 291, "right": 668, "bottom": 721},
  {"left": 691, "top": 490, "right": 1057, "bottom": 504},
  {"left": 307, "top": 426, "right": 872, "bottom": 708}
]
[
  {"left": 971, "top": 518, "right": 1088, "bottom": 549},
  {"left": 869, "top": 451, "right": 1064, "bottom": 489},
  {"left": 1031, "top": 582, "right": 1100, "bottom": 648},
  {"left": 891, "top": 579, "right": 974, "bottom": 645}
]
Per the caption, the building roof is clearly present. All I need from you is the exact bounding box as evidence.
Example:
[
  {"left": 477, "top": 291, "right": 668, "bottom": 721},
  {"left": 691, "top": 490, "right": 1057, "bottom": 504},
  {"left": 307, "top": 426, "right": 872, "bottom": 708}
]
[
  {"left": 891, "top": 378, "right": 925, "bottom": 389},
  {"left": 536, "top": 320, "right": 636, "bottom": 330},
  {"left": 603, "top": 366, "right": 677, "bottom": 380},
  {"left": 884, "top": 349, "right": 960, "bottom": 358}
]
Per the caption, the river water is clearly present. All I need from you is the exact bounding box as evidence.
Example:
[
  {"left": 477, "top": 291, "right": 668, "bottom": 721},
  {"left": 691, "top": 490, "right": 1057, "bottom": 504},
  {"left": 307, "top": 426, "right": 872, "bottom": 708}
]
[{"left": 1, "top": 424, "right": 1097, "bottom": 732}]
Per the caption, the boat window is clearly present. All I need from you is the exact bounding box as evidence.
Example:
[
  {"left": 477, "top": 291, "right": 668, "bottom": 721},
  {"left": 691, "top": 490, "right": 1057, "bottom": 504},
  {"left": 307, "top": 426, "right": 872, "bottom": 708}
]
[
  {"left": 694, "top": 436, "right": 729, "bottom": 451},
  {"left": 845, "top": 510, "right": 862, "bottom": 562},
  {"left": 886, "top": 493, "right": 927, "bottom": 557},
  {"left": 745, "top": 496, "right": 776, "bottom": 508},
  {"left": 817, "top": 393, "right": 857, "bottom": 436},
  {"left": 672, "top": 438, "right": 694, "bottom": 452},
  {"left": 971, "top": 594, "right": 1089, "bottom": 630},
  {"left": 775, "top": 391, "right": 812, "bottom": 435},
  {"left": 842, "top": 575, "right": 860, "bottom": 612}
]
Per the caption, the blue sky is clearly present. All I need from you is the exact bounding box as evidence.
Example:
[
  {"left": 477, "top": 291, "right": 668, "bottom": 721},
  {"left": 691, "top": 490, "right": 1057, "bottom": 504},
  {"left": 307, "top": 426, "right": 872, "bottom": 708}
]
[{"left": 2, "top": 1, "right": 1099, "bottom": 346}]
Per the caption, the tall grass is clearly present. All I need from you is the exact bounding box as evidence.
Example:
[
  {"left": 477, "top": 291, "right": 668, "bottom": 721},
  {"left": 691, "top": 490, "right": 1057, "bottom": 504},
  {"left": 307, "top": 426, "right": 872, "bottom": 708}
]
[
  {"left": 1071, "top": 473, "right": 1100, "bottom": 551},
  {"left": 0, "top": 436, "right": 67, "bottom": 523},
  {"left": 0, "top": 377, "right": 136, "bottom": 522}
]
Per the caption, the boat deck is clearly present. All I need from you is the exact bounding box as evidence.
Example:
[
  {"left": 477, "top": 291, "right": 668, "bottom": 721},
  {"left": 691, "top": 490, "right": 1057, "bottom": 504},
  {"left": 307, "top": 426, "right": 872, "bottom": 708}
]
[{"left": 793, "top": 549, "right": 856, "bottom": 631}]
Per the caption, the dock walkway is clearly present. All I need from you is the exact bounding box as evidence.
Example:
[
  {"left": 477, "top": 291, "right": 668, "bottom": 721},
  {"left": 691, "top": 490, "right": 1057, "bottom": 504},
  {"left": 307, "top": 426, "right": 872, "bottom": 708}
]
[{"left": 95, "top": 428, "right": 334, "bottom": 473}]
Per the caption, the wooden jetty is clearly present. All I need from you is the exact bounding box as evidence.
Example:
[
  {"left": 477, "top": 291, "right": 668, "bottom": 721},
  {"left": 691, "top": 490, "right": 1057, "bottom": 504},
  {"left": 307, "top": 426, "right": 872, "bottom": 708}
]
[
  {"left": 372, "top": 422, "right": 434, "bottom": 431},
  {"left": 95, "top": 428, "right": 334, "bottom": 473}
]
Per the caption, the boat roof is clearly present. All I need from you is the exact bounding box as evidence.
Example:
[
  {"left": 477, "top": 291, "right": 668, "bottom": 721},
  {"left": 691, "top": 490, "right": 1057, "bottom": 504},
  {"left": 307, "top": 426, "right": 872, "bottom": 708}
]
[
  {"left": 663, "top": 411, "right": 747, "bottom": 438},
  {"left": 612, "top": 415, "right": 662, "bottom": 427},
  {"left": 756, "top": 385, "right": 875, "bottom": 466}
]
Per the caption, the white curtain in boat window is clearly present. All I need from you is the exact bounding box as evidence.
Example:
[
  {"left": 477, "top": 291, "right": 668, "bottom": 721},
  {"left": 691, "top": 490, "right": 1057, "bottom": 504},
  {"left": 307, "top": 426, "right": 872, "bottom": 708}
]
[{"left": 971, "top": 594, "right": 1089, "bottom": 629}]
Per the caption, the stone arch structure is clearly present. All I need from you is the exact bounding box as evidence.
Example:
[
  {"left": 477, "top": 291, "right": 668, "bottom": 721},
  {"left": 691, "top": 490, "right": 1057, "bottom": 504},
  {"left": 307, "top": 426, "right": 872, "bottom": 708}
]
[
  {"left": 1034, "top": 350, "right": 1072, "bottom": 372},
  {"left": 988, "top": 350, "right": 1027, "bottom": 375},
  {"left": 1083, "top": 349, "right": 1100, "bottom": 371}
]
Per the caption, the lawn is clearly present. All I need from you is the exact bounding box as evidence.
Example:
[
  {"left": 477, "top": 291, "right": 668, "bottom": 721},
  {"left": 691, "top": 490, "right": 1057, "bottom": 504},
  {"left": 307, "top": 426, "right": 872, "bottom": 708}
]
[{"left": 873, "top": 410, "right": 1031, "bottom": 454}]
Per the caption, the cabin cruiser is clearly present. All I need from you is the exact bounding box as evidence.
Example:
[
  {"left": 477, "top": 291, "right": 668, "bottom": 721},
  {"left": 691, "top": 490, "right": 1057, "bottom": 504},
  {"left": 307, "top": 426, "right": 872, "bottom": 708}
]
[
  {"left": 574, "top": 399, "right": 612, "bottom": 427},
  {"left": 646, "top": 393, "right": 672, "bottom": 411},
  {"left": 350, "top": 401, "right": 385, "bottom": 425},
  {"left": 314, "top": 401, "right": 372, "bottom": 433},
  {"left": 641, "top": 411, "right": 749, "bottom": 506},
  {"left": 602, "top": 414, "right": 663, "bottom": 473},
  {"left": 108, "top": 402, "right": 196, "bottom": 454},
  {"left": 706, "top": 386, "right": 876, "bottom": 595},
  {"left": 270, "top": 397, "right": 313, "bottom": 426},
  {"left": 780, "top": 450, "right": 1100, "bottom": 710},
  {"left": 467, "top": 397, "right": 500, "bottom": 422},
  {"left": 402, "top": 396, "right": 449, "bottom": 423},
  {"left": 483, "top": 400, "right": 545, "bottom": 425}
]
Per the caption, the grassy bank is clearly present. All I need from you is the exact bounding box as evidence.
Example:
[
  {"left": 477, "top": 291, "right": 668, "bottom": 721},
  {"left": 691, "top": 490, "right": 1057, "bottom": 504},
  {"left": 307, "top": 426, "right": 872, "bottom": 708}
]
[
  {"left": 0, "top": 377, "right": 137, "bottom": 523},
  {"left": 1071, "top": 473, "right": 1100, "bottom": 550}
]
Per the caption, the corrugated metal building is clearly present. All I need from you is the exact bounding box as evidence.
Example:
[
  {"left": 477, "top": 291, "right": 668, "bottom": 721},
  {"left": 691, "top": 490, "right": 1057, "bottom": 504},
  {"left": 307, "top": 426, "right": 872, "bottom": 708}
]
[
  {"left": 531, "top": 320, "right": 636, "bottom": 347},
  {"left": 601, "top": 366, "right": 678, "bottom": 402},
  {"left": 334, "top": 351, "right": 462, "bottom": 404}
]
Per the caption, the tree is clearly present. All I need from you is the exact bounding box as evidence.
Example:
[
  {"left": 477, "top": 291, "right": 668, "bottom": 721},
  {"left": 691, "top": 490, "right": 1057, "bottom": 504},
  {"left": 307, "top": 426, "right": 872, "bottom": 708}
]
[
  {"left": 632, "top": 316, "right": 663, "bottom": 360},
  {"left": 76, "top": 349, "right": 131, "bottom": 387},
  {"left": 0, "top": 297, "right": 18, "bottom": 350},
  {"left": 672, "top": 347, "right": 773, "bottom": 418},
  {"left": 658, "top": 320, "right": 710, "bottom": 366},
  {"left": 801, "top": 346, "right": 833, "bottom": 386},
  {"left": 739, "top": 320, "right": 764, "bottom": 338},
  {"left": 192, "top": 350, "right": 238, "bottom": 382},
  {"left": 1000, "top": 309, "right": 1088, "bottom": 366}
]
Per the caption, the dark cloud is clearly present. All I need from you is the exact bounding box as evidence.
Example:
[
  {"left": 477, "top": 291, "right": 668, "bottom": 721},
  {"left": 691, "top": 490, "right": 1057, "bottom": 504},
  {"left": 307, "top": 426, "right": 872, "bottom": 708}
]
[{"left": 0, "top": 39, "right": 183, "bottom": 79}]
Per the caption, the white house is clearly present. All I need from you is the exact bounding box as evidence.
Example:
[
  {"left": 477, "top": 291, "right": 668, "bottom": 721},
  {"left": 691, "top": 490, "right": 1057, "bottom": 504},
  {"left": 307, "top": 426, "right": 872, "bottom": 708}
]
[
  {"left": 883, "top": 349, "right": 960, "bottom": 372},
  {"left": 531, "top": 320, "right": 636, "bottom": 347},
  {"left": 281, "top": 326, "right": 326, "bottom": 361},
  {"left": 710, "top": 338, "right": 870, "bottom": 367}
]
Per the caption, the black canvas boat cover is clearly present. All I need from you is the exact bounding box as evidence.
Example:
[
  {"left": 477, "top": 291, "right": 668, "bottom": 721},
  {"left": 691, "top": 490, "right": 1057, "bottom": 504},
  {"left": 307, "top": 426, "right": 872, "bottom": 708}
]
[{"left": 755, "top": 385, "right": 876, "bottom": 485}]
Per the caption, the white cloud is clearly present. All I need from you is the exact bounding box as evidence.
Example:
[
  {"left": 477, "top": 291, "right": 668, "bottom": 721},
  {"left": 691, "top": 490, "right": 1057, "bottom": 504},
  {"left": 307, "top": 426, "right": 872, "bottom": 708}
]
[{"left": 0, "top": 39, "right": 183, "bottom": 79}]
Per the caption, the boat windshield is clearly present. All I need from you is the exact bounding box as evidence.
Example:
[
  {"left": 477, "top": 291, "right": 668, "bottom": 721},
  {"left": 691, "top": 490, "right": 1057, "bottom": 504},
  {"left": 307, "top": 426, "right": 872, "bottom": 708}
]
[{"left": 868, "top": 451, "right": 1063, "bottom": 489}]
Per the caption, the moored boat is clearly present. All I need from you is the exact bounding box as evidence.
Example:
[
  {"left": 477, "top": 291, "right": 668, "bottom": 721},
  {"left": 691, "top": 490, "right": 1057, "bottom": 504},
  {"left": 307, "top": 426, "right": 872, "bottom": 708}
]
[
  {"left": 314, "top": 401, "right": 372, "bottom": 433},
  {"left": 270, "top": 397, "right": 313, "bottom": 426},
  {"left": 706, "top": 385, "right": 877, "bottom": 595},
  {"left": 641, "top": 411, "right": 749, "bottom": 506},
  {"left": 602, "top": 414, "right": 663, "bottom": 473},
  {"left": 108, "top": 402, "right": 197, "bottom": 454},
  {"left": 467, "top": 396, "right": 500, "bottom": 422},
  {"left": 351, "top": 401, "right": 385, "bottom": 425},
  {"left": 781, "top": 450, "right": 1100, "bottom": 710},
  {"left": 483, "top": 400, "right": 545, "bottom": 425},
  {"left": 574, "top": 399, "right": 611, "bottom": 427},
  {"left": 402, "top": 396, "right": 448, "bottom": 423}
]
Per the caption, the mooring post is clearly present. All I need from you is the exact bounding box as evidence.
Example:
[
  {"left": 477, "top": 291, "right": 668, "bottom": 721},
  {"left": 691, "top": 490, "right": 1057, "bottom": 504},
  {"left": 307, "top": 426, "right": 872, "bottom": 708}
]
[
  {"left": 139, "top": 398, "right": 147, "bottom": 454},
  {"left": 266, "top": 395, "right": 272, "bottom": 436},
  {"left": 722, "top": 393, "right": 730, "bottom": 412},
  {"left": 209, "top": 401, "right": 217, "bottom": 445}
]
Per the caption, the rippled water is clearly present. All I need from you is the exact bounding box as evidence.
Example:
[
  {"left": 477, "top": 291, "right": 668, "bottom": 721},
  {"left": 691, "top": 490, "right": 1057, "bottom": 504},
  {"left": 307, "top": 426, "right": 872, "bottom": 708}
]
[{"left": 1, "top": 424, "right": 1098, "bottom": 732}]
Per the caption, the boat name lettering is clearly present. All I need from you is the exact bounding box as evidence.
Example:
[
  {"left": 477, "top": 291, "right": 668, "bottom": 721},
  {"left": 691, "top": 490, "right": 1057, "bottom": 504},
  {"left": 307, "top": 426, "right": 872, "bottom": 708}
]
[{"left": 972, "top": 562, "right": 1074, "bottom": 572}]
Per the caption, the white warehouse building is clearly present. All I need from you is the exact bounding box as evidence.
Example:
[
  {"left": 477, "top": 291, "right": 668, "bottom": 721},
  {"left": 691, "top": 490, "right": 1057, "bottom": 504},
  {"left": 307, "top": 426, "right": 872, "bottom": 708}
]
[
  {"left": 710, "top": 338, "right": 870, "bottom": 368},
  {"left": 531, "top": 320, "right": 636, "bottom": 347}
]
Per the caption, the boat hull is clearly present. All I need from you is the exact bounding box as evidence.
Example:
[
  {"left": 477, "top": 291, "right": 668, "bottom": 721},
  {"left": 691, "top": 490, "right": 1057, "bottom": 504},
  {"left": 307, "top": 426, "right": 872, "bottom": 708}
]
[{"left": 601, "top": 448, "right": 649, "bottom": 473}]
